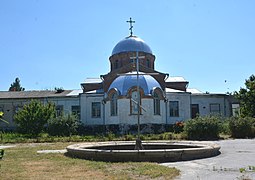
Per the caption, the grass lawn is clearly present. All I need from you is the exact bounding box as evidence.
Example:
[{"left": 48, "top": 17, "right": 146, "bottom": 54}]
[{"left": 0, "top": 142, "right": 180, "bottom": 180}]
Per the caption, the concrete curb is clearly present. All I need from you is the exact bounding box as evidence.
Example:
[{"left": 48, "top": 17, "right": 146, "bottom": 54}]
[
  {"left": 37, "top": 149, "right": 67, "bottom": 154},
  {"left": 66, "top": 141, "right": 220, "bottom": 162}
]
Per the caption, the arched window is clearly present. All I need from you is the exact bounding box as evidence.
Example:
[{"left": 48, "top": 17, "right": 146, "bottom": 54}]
[
  {"left": 146, "top": 59, "right": 151, "bottom": 68},
  {"left": 114, "top": 60, "right": 119, "bottom": 69},
  {"left": 153, "top": 92, "right": 160, "bottom": 115},
  {"left": 130, "top": 90, "right": 140, "bottom": 114},
  {"left": 110, "top": 92, "right": 118, "bottom": 116}
]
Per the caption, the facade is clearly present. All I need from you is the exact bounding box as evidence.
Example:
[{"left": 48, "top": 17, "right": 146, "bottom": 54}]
[
  {"left": 79, "top": 34, "right": 238, "bottom": 127},
  {"left": 0, "top": 34, "right": 239, "bottom": 130},
  {"left": 0, "top": 90, "right": 81, "bottom": 129}
]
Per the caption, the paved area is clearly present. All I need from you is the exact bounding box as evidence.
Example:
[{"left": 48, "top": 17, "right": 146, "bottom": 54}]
[{"left": 162, "top": 139, "right": 255, "bottom": 180}]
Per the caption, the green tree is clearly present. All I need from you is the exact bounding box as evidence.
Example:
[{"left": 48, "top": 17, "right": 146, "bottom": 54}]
[
  {"left": 228, "top": 117, "right": 255, "bottom": 138},
  {"left": 54, "top": 87, "right": 64, "bottom": 93},
  {"left": 234, "top": 74, "right": 255, "bottom": 117},
  {"left": 48, "top": 114, "right": 79, "bottom": 136},
  {"left": 14, "top": 100, "right": 55, "bottom": 136},
  {"left": 9, "top": 77, "right": 25, "bottom": 91}
]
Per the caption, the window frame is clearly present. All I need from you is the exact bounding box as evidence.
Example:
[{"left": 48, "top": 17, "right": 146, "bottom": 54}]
[
  {"left": 130, "top": 90, "right": 141, "bottom": 115},
  {"left": 71, "top": 105, "right": 80, "bottom": 119},
  {"left": 56, "top": 105, "right": 64, "bottom": 117},
  {"left": 231, "top": 103, "right": 240, "bottom": 117},
  {"left": 169, "top": 101, "right": 179, "bottom": 117},
  {"left": 114, "top": 60, "right": 119, "bottom": 69},
  {"left": 110, "top": 93, "right": 118, "bottom": 116},
  {"left": 153, "top": 92, "right": 160, "bottom": 115},
  {"left": 209, "top": 103, "right": 221, "bottom": 114},
  {"left": 146, "top": 59, "right": 151, "bottom": 68},
  {"left": 91, "top": 102, "right": 101, "bottom": 118}
]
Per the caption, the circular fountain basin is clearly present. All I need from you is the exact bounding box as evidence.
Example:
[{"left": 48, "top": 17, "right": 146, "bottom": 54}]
[{"left": 66, "top": 141, "right": 220, "bottom": 163}]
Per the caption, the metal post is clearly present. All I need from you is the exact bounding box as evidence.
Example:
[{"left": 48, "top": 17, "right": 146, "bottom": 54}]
[
  {"left": 136, "top": 51, "right": 140, "bottom": 140},
  {"left": 135, "top": 51, "right": 143, "bottom": 150}
]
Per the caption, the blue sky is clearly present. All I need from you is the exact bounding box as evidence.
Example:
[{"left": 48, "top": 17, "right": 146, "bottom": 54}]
[{"left": 1, "top": 0, "right": 254, "bottom": 93}]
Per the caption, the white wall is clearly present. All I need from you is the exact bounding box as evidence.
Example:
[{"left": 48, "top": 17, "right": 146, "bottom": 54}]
[
  {"left": 191, "top": 94, "right": 230, "bottom": 117},
  {"left": 82, "top": 91, "right": 193, "bottom": 126},
  {"left": 79, "top": 92, "right": 232, "bottom": 126},
  {"left": 165, "top": 92, "right": 191, "bottom": 123},
  {"left": 45, "top": 97, "right": 80, "bottom": 113},
  {"left": 80, "top": 93, "right": 104, "bottom": 125},
  {"left": 105, "top": 98, "right": 165, "bottom": 125}
]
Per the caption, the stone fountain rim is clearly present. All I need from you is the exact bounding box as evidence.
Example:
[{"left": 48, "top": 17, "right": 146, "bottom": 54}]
[
  {"left": 66, "top": 140, "right": 220, "bottom": 153},
  {"left": 66, "top": 140, "right": 221, "bottom": 162}
]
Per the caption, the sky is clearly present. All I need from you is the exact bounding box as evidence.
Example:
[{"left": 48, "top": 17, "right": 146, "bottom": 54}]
[{"left": 0, "top": 0, "right": 255, "bottom": 93}]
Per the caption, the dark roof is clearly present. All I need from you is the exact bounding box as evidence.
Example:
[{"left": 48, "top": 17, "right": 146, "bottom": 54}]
[{"left": 0, "top": 90, "right": 77, "bottom": 99}]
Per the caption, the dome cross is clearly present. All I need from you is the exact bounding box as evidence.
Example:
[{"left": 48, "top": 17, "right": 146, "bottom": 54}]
[{"left": 126, "top": 17, "right": 135, "bottom": 36}]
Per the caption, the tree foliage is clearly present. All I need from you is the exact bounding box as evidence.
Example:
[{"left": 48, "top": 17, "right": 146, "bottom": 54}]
[
  {"left": 9, "top": 77, "right": 25, "bottom": 91},
  {"left": 48, "top": 114, "right": 79, "bottom": 136},
  {"left": 228, "top": 117, "right": 255, "bottom": 138},
  {"left": 14, "top": 100, "right": 55, "bottom": 136},
  {"left": 234, "top": 74, "right": 255, "bottom": 117},
  {"left": 184, "top": 116, "right": 221, "bottom": 140},
  {"left": 54, "top": 87, "right": 64, "bottom": 93}
]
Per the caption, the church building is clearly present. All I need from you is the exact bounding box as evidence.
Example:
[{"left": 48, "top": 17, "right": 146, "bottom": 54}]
[
  {"left": 0, "top": 19, "right": 239, "bottom": 130},
  {"left": 80, "top": 35, "right": 236, "bottom": 127}
]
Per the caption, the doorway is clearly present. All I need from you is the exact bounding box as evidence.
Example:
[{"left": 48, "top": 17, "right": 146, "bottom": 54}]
[{"left": 191, "top": 104, "right": 199, "bottom": 118}]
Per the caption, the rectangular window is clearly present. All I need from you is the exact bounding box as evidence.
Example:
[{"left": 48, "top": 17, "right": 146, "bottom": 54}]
[
  {"left": 210, "top": 103, "right": 220, "bottom": 114},
  {"left": 72, "top": 105, "right": 80, "bottom": 119},
  {"left": 56, "top": 105, "right": 64, "bottom": 116},
  {"left": 232, "top": 104, "right": 240, "bottom": 117},
  {"left": 170, "top": 101, "right": 179, "bottom": 117},
  {"left": 92, "top": 102, "right": 101, "bottom": 118}
]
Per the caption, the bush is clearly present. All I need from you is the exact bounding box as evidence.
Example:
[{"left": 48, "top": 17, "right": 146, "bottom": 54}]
[
  {"left": 229, "top": 117, "right": 255, "bottom": 138},
  {"left": 219, "top": 119, "right": 231, "bottom": 135},
  {"left": 124, "top": 134, "right": 134, "bottom": 141},
  {"left": 106, "top": 131, "right": 115, "bottom": 141},
  {"left": 173, "top": 121, "right": 184, "bottom": 133},
  {"left": 160, "top": 132, "right": 173, "bottom": 140},
  {"left": 184, "top": 116, "right": 221, "bottom": 140},
  {"left": 47, "top": 114, "right": 79, "bottom": 136},
  {"left": 14, "top": 100, "right": 55, "bottom": 136}
]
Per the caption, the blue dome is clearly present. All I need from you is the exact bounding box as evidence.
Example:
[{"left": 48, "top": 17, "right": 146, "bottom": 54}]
[
  {"left": 111, "top": 36, "right": 153, "bottom": 56},
  {"left": 108, "top": 72, "right": 161, "bottom": 96}
]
